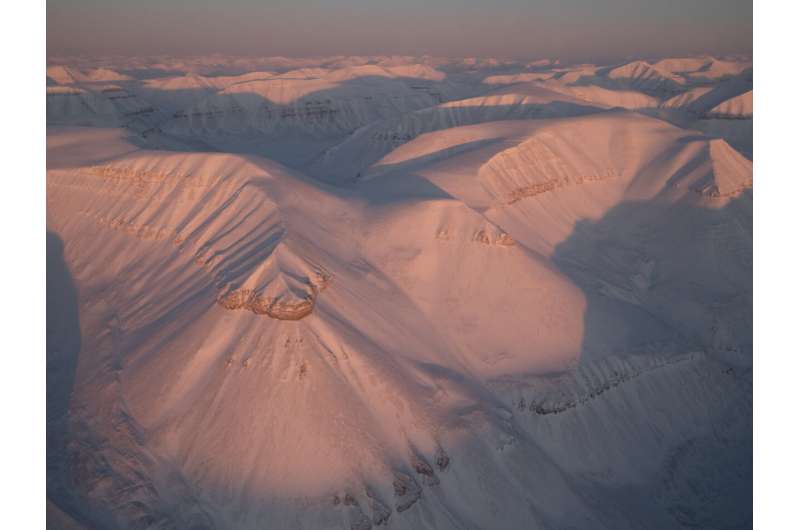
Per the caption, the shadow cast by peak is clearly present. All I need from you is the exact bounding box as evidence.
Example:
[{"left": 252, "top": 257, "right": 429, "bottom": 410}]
[
  {"left": 49, "top": 70, "right": 619, "bottom": 193},
  {"left": 552, "top": 192, "right": 752, "bottom": 361},
  {"left": 106, "top": 72, "right": 485, "bottom": 161},
  {"left": 47, "top": 231, "right": 81, "bottom": 444},
  {"left": 47, "top": 230, "right": 91, "bottom": 525},
  {"left": 544, "top": 191, "right": 752, "bottom": 528},
  {"left": 302, "top": 99, "right": 610, "bottom": 184},
  {"left": 115, "top": 72, "right": 599, "bottom": 152}
]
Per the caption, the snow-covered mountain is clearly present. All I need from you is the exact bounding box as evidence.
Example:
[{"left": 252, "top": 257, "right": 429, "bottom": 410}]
[
  {"left": 47, "top": 54, "right": 753, "bottom": 530},
  {"left": 46, "top": 84, "right": 167, "bottom": 135}
]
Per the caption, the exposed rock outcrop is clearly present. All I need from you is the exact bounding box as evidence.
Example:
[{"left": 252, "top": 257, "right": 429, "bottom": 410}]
[
  {"left": 217, "top": 288, "right": 316, "bottom": 320},
  {"left": 392, "top": 473, "right": 422, "bottom": 513},
  {"left": 434, "top": 447, "right": 450, "bottom": 471},
  {"left": 506, "top": 170, "right": 620, "bottom": 204},
  {"left": 217, "top": 270, "right": 331, "bottom": 320},
  {"left": 411, "top": 455, "right": 439, "bottom": 486},
  {"left": 366, "top": 489, "right": 392, "bottom": 526},
  {"left": 473, "top": 229, "right": 516, "bottom": 246}
]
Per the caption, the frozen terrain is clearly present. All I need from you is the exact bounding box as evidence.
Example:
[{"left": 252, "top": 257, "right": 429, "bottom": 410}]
[{"left": 46, "top": 55, "right": 752, "bottom": 530}]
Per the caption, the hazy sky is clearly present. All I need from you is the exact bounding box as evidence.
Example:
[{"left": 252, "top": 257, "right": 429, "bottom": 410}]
[{"left": 47, "top": 0, "right": 752, "bottom": 62}]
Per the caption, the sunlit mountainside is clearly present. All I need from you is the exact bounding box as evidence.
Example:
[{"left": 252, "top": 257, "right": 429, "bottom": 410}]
[{"left": 47, "top": 53, "right": 752, "bottom": 530}]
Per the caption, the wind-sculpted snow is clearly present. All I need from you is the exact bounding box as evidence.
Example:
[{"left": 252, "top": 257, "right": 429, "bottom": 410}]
[{"left": 46, "top": 55, "right": 752, "bottom": 530}]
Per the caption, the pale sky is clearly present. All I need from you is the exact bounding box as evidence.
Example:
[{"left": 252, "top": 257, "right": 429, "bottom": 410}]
[{"left": 47, "top": 0, "right": 752, "bottom": 62}]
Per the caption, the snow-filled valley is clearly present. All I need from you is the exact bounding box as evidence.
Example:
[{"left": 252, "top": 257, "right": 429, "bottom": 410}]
[{"left": 46, "top": 54, "right": 752, "bottom": 530}]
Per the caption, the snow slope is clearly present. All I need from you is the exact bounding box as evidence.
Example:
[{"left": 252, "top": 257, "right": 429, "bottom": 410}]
[
  {"left": 708, "top": 90, "right": 753, "bottom": 118},
  {"left": 309, "top": 83, "right": 615, "bottom": 182},
  {"left": 47, "top": 65, "right": 89, "bottom": 84},
  {"left": 310, "top": 81, "right": 665, "bottom": 183},
  {"left": 46, "top": 85, "right": 167, "bottom": 135},
  {"left": 685, "top": 58, "right": 752, "bottom": 82},
  {"left": 660, "top": 72, "right": 752, "bottom": 115},
  {"left": 46, "top": 55, "right": 753, "bottom": 530},
  {"left": 596, "top": 61, "right": 685, "bottom": 97},
  {"left": 650, "top": 56, "right": 714, "bottom": 75},
  {"left": 163, "top": 66, "right": 470, "bottom": 137},
  {"left": 483, "top": 72, "right": 555, "bottom": 85},
  {"left": 85, "top": 68, "right": 133, "bottom": 82}
]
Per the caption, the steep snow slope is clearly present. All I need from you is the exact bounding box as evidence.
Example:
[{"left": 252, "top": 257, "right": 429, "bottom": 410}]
[
  {"left": 310, "top": 83, "right": 609, "bottom": 182},
  {"left": 647, "top": 74, "right": 753, "bottom": 159},
  {"left": 310, "top": 80, "right": 661, "bottom": 184},
  {"left": 46, "top": 85, "right": 167, "bottom": 135},
  {"left": 364, "top": 112, "right": 752, "bottom": 353},
  {"left": 132, "top": 74, "right": 224, "bottom": 114},
  {"left": 47, "top": 65, "right": 89, "bottom": 84},
  {"left": 46, "top": 56, "right": 752, "bottom": 530},
  {"left": 660, "top": 86, "right": 716, "bottom": 111},
  {"left": 131, "top": 72, "right": 277, "bottom": 114},
  {"left": 483, "top": 72, "right": 555, "bottom": 85},
  {"left": 47, "top": 130, "right": 588, "bottom": 529},
  {"left": 85, "top": 68, "right": 133, "bottom": 82},
  {"left": 685, "top": 58, "right": 752, "bottom": 82},
  {"left": 526, "top": 58, "right": 559, "bottom": 69},
  {"left": 47, "top": 106, "right": 751, "bottom": 529},
  {"left": 537, "top": 80, "right": 660, "bottom": 109},
  {"left": 659, "top": 72, "right": 752, "bottom": 115},
  {"left": 708, "top": 90, "right": 753, "bottom": 118},
  {"left": 592, "top": 61, "right": 685, "bottom": 97},
  {"left": 650, "top": 56, "right": 713, "bottom": 75},
  {"left": 693, "top": 118, "right": 753, "bottom": 159},
  {"left": 156, "top": 68, "right": 478, "bottom": 168},
  {"left": 550, "top": 61, "right": 685, "bottom": 98},
  {"left": 551, "top": 64, "right": 600, "bottom": 84},
  {"left": 164, "top": 67, "right": 470, "bottom": 137},
  {"left": 384, "top": 64, "right": 447, "bottom": 81}
]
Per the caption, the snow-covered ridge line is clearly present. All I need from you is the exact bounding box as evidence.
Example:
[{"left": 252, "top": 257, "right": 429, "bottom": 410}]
[
  {"left": 46, "top": 54, "right": 753, "bottom": 529},
  {"left": 48, "top": 155, "right": 335, "bottom": 322}
]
